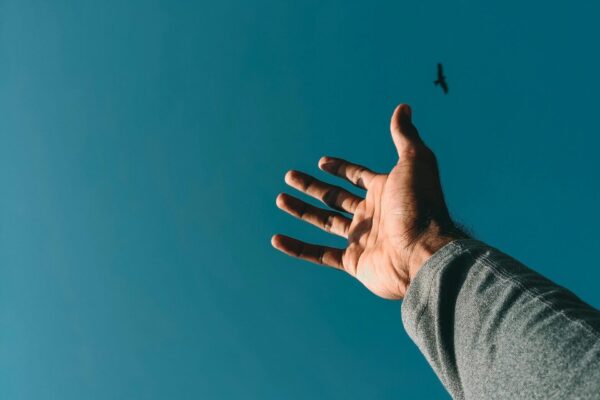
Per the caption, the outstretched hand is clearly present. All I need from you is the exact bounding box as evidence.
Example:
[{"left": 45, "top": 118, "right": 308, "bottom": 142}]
[{"left": 271, "top": 105, "right": 464, "bottom": 299}]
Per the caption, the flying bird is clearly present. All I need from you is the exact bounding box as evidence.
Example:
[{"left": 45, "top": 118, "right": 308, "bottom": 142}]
[{"left": 434, "top": 63, "right": 448, "bottom": 94}]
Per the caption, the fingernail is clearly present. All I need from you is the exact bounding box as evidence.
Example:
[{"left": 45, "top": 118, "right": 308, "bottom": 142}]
[{"left": 402, "top": 105, "right": 412, "bottom": 119}]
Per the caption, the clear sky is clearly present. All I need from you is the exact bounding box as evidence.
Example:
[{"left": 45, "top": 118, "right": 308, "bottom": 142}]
[{"left": 1, "top": 0, "right": 600, "bottom": 398}]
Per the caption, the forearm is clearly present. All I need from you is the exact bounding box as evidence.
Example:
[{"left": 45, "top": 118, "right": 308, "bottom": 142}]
[{"left": 402, "top": 239, "right": 600, "bottom": 399}]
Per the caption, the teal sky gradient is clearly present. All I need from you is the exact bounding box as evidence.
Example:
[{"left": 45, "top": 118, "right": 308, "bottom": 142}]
[{"left": 1, "top": 1, "right": 599, "bottom": 398}]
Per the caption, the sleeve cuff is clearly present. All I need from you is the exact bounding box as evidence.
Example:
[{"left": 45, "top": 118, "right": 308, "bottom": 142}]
[{"left": 400, "top": 239, "right": 485, "bottom": 338}]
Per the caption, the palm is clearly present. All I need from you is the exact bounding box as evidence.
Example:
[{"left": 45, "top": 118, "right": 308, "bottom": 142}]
[
  {"left": 272, "top": 105, "right": 452, "bottom": 299},
  {"left": 341, "top": 174, "right": 402, "bottom": 298}
]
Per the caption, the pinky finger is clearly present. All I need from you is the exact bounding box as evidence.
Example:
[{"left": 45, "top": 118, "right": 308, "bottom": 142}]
[{"left": 271, "top": 234, "right": 345, "bottom": 271}]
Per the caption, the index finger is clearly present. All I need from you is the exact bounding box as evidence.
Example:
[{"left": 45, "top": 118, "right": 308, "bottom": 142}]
[{"left": 318, "top": 157, "right": 377, "bottom": 190}]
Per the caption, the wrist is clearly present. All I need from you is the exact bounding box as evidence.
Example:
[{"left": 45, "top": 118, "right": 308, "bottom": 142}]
[
  {"left": 407, "top": 235, "right": 455, "bottom": 281},
  {"left": 405, "top": 223, "right": 467, "bottom": 283}
]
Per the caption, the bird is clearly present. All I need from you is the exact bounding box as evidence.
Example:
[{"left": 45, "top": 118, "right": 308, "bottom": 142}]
[{"left": 434, "top": 63, "right": 448, "bottom": 94}]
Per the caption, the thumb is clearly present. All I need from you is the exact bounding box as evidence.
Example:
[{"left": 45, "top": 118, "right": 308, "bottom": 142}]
[{"left": 390, "top": 104, "right": 421, "bottom": 155}]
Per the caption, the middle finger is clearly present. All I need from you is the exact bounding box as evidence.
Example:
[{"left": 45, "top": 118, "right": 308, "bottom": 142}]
[{"left": 285, "top": 170, "right": 363, "bottom": 214}]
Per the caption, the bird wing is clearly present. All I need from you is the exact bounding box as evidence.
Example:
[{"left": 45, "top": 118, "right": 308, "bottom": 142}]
[
  {"left": 440, "top": 80, "right": 448, "bottom": 94},
  {"left": 437, "top": 63, "right": 444, "bottom": 78}
]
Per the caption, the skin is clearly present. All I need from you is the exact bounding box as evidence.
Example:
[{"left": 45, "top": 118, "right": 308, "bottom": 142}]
[{"left": 271, "top": 104, "right": 465, "bottom": 299}]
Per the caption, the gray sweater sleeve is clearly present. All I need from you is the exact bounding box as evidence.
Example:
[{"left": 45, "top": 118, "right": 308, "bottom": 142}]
[{"left": 401, "top": 239, "right": 600, "bottom": 400}]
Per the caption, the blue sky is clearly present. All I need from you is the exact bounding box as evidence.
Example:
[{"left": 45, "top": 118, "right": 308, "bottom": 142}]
[{"left": 1, "top": 0, "right": 599, "bottom": 398}]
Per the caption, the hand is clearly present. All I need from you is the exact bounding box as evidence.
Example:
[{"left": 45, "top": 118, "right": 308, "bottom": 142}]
[{"left": 271, "top": 104, "right": 465, "bottom": 299}]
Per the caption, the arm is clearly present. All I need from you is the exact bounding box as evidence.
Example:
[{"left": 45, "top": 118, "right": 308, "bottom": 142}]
[
  {"left": 402, "top": 239, "right": 600, "bottom": 399},
  {"left": 271, "top": 104, "right": 600, "bottom": 398}
]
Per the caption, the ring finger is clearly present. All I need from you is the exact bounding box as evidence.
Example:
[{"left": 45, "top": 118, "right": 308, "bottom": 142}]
[{"left": 276, "top": 193, "right": 351, "bottom": 238}]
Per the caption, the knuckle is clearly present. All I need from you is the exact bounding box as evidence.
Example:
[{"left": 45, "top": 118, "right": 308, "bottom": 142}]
[
  {"left": 323, "top": 187, "right": 341, "bottom": 209},
  {"left": 421, "top": 146, "right": 437, "bottom": 164},
  {"left": 302, "top": 175, "right": 315, "bottom": 191},
  {"left": 295, "top": 241, "right": 305, "bottom": 258},
  {"left": 323, "top": 214, "right": 334, "bottom": 232},
  {"left": 317, "top": 247, "right": 326, "bottom": 265},
  {"left": 400, "top": 142, "right": 420, "bottom": 159},
  {"left": 333, "top": 160, "right": 344, "bottom": 176},
  {"left": 350, "top": 167, "right": 365, "bottom": 184},
  {"left": 348, "top": 197, "right": 360, "bottom": 212},
  {"left": 399, "top": 142, "right": 437, "bottom": 162},
  {"left": 297, "top": 201, "right": 308, "bottom": 218}
]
